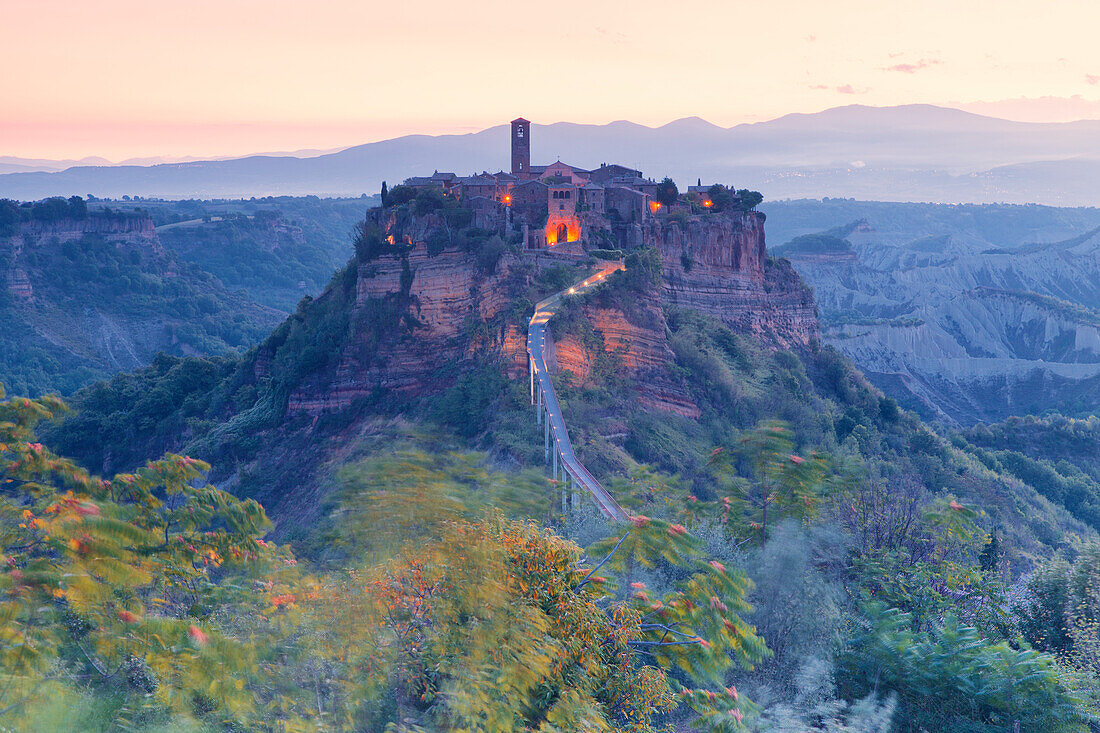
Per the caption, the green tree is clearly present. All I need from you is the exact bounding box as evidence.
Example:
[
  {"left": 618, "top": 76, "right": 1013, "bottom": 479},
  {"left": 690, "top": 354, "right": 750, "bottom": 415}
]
[
  {"left": 0, "top": 386, "right": 276, "bottom": 726},
  {"left": 707, "top": 184, "right": 736, "bottom": 212},
  {"left": 838, "top": 602, "right": 1084, "bottom": 732},
  {"left": 306, "top": 458, "right": 769, "bottom": 730},
  {"left": 709, "top": 421, "right": 832, "bottom": 547},
  {"left": 656, "top": 177, "right": 679, "bottom": 208},
  {"left": 736, "top": 190, "right": 764, "bottom": 211}
]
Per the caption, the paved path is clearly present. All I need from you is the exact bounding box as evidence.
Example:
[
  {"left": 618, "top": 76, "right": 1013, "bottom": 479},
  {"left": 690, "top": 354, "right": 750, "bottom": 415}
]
[{"left": 528, "top": 261, "right": 628, "bottom": 521}]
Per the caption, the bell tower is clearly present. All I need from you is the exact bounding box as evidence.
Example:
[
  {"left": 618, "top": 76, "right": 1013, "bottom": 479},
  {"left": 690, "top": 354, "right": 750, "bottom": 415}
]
[{"left": 511, "top": 117, "right": 530, "bottom": 177}]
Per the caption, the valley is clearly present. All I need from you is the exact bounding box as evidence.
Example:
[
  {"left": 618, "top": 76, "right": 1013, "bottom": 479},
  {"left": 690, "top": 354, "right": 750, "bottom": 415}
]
[
  {"left": 766, "top": 200, "right": 1100, "bottom": 424},
  {"left": 11, "top": 182, "right": 1100, "bottom": 730},
  {"left": 0, "top": 195, "right": 364, "bottom": 395},
  {"left": 10, "top": 2, "right": 1100, "bottom": 729}
]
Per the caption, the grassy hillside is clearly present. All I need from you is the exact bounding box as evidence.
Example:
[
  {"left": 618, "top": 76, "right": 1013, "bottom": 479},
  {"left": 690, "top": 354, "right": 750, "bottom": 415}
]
[
  {"left": 0, "top": 196, "right": 367, "bottom": 396},
  {"left": 0, "top": 198, "right": 282, "bottom": 396},
  {"left": 113, "top": 196, "right": 365, "bottom": 311}
]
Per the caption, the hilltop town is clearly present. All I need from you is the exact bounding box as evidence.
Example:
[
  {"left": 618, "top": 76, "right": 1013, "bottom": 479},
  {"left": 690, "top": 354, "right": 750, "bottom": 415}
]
[{"left": 396, "top": 117, "right": 758, "bottom": 250}]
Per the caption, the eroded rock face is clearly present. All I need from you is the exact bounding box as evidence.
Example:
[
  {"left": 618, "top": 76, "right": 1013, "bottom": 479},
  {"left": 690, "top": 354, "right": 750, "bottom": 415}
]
[
  {"left": 3, "top": 215, "right": 164, "bottom": 302},
  {"left": 652, "top": 212, "right": 818, "bottom": 348},
  {"left": 785, "top": 225, "right": 1100, "bottom": 423},
  {"left": 16, "top": 216, "right": 161, "bottom": 251},
  {"left": 587, "top": 304, "right": 700, "bottom": 418},
  {"left": 288, "top": 243, "right": 529, "bottom": 412},
  {"left": 543, "top": 300, "right": 700, "bottom": 419},
  {"left": 288, "top": 208, "right": 817, "bottom": 420},
  {"left": 546, "top": 333, "right": 593, "bottom": 385}
]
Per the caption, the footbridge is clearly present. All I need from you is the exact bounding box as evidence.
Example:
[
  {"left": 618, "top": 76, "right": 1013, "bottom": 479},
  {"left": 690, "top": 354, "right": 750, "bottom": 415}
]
[{"left": 528, "top": 261, "right": 628, "bottom": 521}]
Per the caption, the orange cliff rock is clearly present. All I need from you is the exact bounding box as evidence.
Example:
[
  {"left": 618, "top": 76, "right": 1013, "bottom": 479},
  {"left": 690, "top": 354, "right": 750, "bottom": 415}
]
[
  {"left": 651, "top": 211, "right": 818, "bottom": 348},
  {"left": 287, "top": 243, "right": 529, "bottom": 413},
  {"left": 286, "top": 207, "right": 818, "bottom": 420},
  {"left": 545, "top": 300, "right": 701, "bottom": 420}
]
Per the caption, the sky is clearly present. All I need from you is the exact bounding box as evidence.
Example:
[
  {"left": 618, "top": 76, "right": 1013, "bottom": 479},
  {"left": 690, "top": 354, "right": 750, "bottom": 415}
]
[{"left": 3, "top": 0, "right": 1100, "bottom": 161}]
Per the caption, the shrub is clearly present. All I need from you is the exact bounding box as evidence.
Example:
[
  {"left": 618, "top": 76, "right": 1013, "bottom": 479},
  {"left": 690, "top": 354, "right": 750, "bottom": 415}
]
[
  {"left": 838, "top": 602, "right": 1083, "bottom": 732},
  {"left": 384, "top": 185, "right": 417, "bottom": 207}
]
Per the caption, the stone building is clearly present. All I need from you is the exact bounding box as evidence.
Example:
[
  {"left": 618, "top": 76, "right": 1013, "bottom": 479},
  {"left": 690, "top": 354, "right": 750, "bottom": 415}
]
[
  {"left": 401, "top": 117, "right": 664, "bottom": 249},
  {"left": 402, "top": 170, "right": 458, "bottom": 193}
]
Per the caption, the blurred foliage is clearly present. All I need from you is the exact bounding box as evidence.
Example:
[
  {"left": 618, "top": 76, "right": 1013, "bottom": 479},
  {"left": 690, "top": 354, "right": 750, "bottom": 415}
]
[
  {"left": 837, "top": 602, "right": 1084, "bottom": 732},
  {"left": 0, "top": 386, "right": 288, "bottom": 729}
]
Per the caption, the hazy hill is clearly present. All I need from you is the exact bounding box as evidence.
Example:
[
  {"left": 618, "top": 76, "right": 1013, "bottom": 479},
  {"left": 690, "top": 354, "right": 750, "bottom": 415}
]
[
  {"left": 100, "top": 196, "right": 365, "bottom": 311},
  {"left": 6, "top": 105, "right": 1100, "bottom": 203},
  {"left": 0, "top": 196, "right": 365, "bottom": 395},
  {"left": 765, "top": 200, "right": 1100, "bottom": 424}
]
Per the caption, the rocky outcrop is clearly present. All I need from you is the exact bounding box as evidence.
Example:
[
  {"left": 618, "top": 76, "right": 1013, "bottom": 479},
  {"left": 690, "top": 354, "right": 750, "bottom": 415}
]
[
  {"left": 1, "top": 212, "right": 280, "bottom": 396},
  {"left": 544, "top": 301, "right": 701, "bottom": 419},
  {"left": 289, "top": 242, "right": 531, "bottom": 412},
  {"left": 15, "top": 215, "right": 160, "bottom": 250},
  {"left": 650, "top": 211, "right": 818, "bottom": 348},
  {"left": 787, "top": 223, "right": 1100, "bottom": 424},
  {"left": 7, "top": 267, "right": 32, "bottom": 299},
  {"left": 3, "top": 215, "right": 164, "bottom": 302},
  {"left": 546, "top": 334, "right": 593, "bottom": 385},
  {"left": 287, "top": 207, "right": 817, "bottom": 419}
]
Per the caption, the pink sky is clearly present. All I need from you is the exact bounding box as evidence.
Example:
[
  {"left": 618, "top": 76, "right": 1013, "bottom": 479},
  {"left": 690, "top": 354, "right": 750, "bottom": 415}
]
[{"left": 4, "top": 0, "right": 1100, "bottom": 160}]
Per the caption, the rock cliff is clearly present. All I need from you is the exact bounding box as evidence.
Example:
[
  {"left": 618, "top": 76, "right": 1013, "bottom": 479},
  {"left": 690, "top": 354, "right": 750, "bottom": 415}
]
[
  {"left": 0, "top": 213, "right": 278, "bottom": 396},
  {"left": 285, "top": 207, "right": 817, "bottom": 421},
  {"left": 287, "top": 244, "right": 529, "bottom": 412},
  {"left": 786, "top": 223, "right": 1100, "bottom": 424},
  {"left": 547, "top": 301, "right": 701, "bottom": 419},
  {"left": 652, "top": 212, "right": 818, "bottom": 348},
  {"left": 3, "top": 215, "right": 163, "bottom": 303}
]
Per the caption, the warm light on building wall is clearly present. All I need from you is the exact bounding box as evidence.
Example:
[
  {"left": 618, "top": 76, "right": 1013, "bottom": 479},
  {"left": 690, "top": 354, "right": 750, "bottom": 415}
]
[
  {"left": 703, "top": 200, "right": 713, "bottom": 208},
  {"left": 545, "top": 214, "right": 581, "bottom": 246},
  {"left": 503, "top": 194, "right": 512, "bottom": 205},
  {"left": 649, "top": 201, "right": 662, "bottom": 213}
]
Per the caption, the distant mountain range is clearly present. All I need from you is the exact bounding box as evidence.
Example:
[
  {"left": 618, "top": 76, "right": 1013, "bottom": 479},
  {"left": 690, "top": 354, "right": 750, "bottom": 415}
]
[{"left": 4, "top": 105, "right": 1100, "bottom": 203}]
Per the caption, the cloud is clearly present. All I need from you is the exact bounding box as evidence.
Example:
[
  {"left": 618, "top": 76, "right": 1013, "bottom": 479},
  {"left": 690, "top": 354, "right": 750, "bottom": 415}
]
[
  {"left": 883, "top": 58, "right": 941, "bottom": 74},
  {"left": 808, "top": 84, "right": 870, "bottom": 95},
  {"left": 594, "top": 26, "right": 628, "bottom": 44},
  {"left": 1088, "top": 74, "right": 1100, "bottom": 85}
]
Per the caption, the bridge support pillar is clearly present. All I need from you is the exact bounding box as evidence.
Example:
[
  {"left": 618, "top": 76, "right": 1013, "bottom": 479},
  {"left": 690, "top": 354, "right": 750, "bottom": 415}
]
[
  {"left": 544, "top": 418, "right": 550, "bottom": 463},
  {"left": 537, "top": 385, "right": 542, "bottom": 425},
  {"left": 529, "top": 357, "right": 534, "bottom": 404},
  {"left": 553, "top": 448, "right": 558, "bottom": 479}
]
